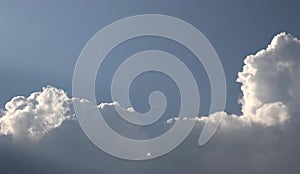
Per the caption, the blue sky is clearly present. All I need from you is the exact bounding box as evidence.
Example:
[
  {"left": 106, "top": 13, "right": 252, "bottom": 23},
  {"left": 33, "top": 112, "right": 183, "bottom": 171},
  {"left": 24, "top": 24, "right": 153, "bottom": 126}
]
[
  {"left": 2, "top": 0, "right": 300, "bottom": 112},
  {"left": 1, "top": 0, "right": 300, "bottom": 173}
]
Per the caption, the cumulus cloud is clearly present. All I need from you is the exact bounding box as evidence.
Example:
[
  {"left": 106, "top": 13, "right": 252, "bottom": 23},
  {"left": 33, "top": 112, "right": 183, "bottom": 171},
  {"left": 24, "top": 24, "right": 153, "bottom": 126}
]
[
  {"left": 167, "top": 32, "right": 300, "bottom": 129},
  {"left": 0, "top": 87, "right": 140, "bottom": 141},
  {"left": 0, "top": 86, "right": 74, "bottom": 140},
  {"left": 158, "top": 33, "right": 300, "bottom": 174},
  {"left": 0, "top": 32, "right": 300, "bottom": 174}
]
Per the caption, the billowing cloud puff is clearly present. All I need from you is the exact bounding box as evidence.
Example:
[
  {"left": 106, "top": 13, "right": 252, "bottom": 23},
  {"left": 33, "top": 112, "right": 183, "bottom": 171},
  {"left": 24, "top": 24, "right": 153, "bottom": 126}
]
[
  {"left": 168, "top": 32, "right": 300, "bottom": 128},
  {"left": 237, "top": 32, "right": 299, "bottom": 124},
  {"left": 0, "top": 86, "right": 74, "bottom": 140},
  {"left": 0, "top": 88, "right": 138, "bottom": 140}
]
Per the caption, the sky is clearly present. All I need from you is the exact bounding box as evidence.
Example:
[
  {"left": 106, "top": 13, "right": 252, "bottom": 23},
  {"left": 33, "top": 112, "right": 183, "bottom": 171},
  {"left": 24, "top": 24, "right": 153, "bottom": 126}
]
[{"left": 1, "top": 0, "right": 300, "bottom": 173}]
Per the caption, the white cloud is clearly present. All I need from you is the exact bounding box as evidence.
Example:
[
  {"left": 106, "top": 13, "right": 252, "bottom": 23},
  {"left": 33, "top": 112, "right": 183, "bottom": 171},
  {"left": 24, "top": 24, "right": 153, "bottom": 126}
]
[
  {"left": 0, "top": 87, "right": 139, "bottom": 141},
  {"left": 126, "top": 107, "right": 135, "bottom": 113},
  {"left": 167, "top": 32, "right": 300, "bottom": 129},
  {"left": 0, "top": 86, "right": 74, "bottom": 140},
  {"left": 97, "top": 101, "right": 120, "bottom": 109},
  {"left": 236, "top": 32, "right": 299, "bottom": 124}
]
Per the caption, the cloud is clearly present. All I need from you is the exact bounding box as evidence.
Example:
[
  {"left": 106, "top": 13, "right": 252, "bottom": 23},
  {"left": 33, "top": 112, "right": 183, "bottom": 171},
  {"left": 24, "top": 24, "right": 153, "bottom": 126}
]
[
  {"left": 236, "top": 32, "right": 299, "bottom": 124},
  {"left": 159, "top": 32, "right": 300, "bottom": 174},
  {"left": 0, "top": 32, "right": 300, "bottom": 173},
  {"left": 0, "top": 87, "right": 141, "bottom": 141},
  {"left": 0, "top": 86, "right": 74, "bottom": 140},
  {"left": 0, "top": 32, "right": 300, "bottom": 174},
  {"left": 1, "top": 32, "right": 299, "bottom": 141},
  {"left": 167, "top": 32, "right": 300, "bottom": 129}
]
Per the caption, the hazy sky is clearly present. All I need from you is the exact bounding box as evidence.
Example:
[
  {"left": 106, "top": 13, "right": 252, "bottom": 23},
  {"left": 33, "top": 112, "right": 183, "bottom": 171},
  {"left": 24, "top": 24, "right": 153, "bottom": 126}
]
[{"left": 1, "top": 0, "right": 300, "bottom": 173}]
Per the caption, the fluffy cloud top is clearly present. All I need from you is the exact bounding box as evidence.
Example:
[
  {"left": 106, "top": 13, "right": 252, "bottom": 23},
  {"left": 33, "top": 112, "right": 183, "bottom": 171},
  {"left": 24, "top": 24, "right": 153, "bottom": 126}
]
[
  {"left": 168, "top": 32, "right": 300, "bottom": 128},
  {"left": 237, "top": 32, "right": 299, "bottom": 124},
  {"left": 0, "top": 88, "right": 137, "bottom": 140},
  {"left": 0, "top": 86, "right": 74, "bottom": 140}
]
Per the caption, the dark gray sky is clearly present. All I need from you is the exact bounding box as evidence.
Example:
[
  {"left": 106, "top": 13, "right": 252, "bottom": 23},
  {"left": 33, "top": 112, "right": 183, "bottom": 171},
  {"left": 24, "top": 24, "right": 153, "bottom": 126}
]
[{"left": 1, "top": 0, "right": 300, "bottom": 173}]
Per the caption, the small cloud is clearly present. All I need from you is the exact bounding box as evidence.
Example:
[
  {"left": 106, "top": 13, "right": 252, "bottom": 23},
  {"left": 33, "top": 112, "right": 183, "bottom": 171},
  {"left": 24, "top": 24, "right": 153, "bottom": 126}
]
[
  {"left": 126, "top": 107, "right": 135, "bottom": 112},
  {"left": 146, "top": 152, "right": 151, "bottom": 157},
  {"left": 97, "top": 101, "right": 119, "bottom": 109}
]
